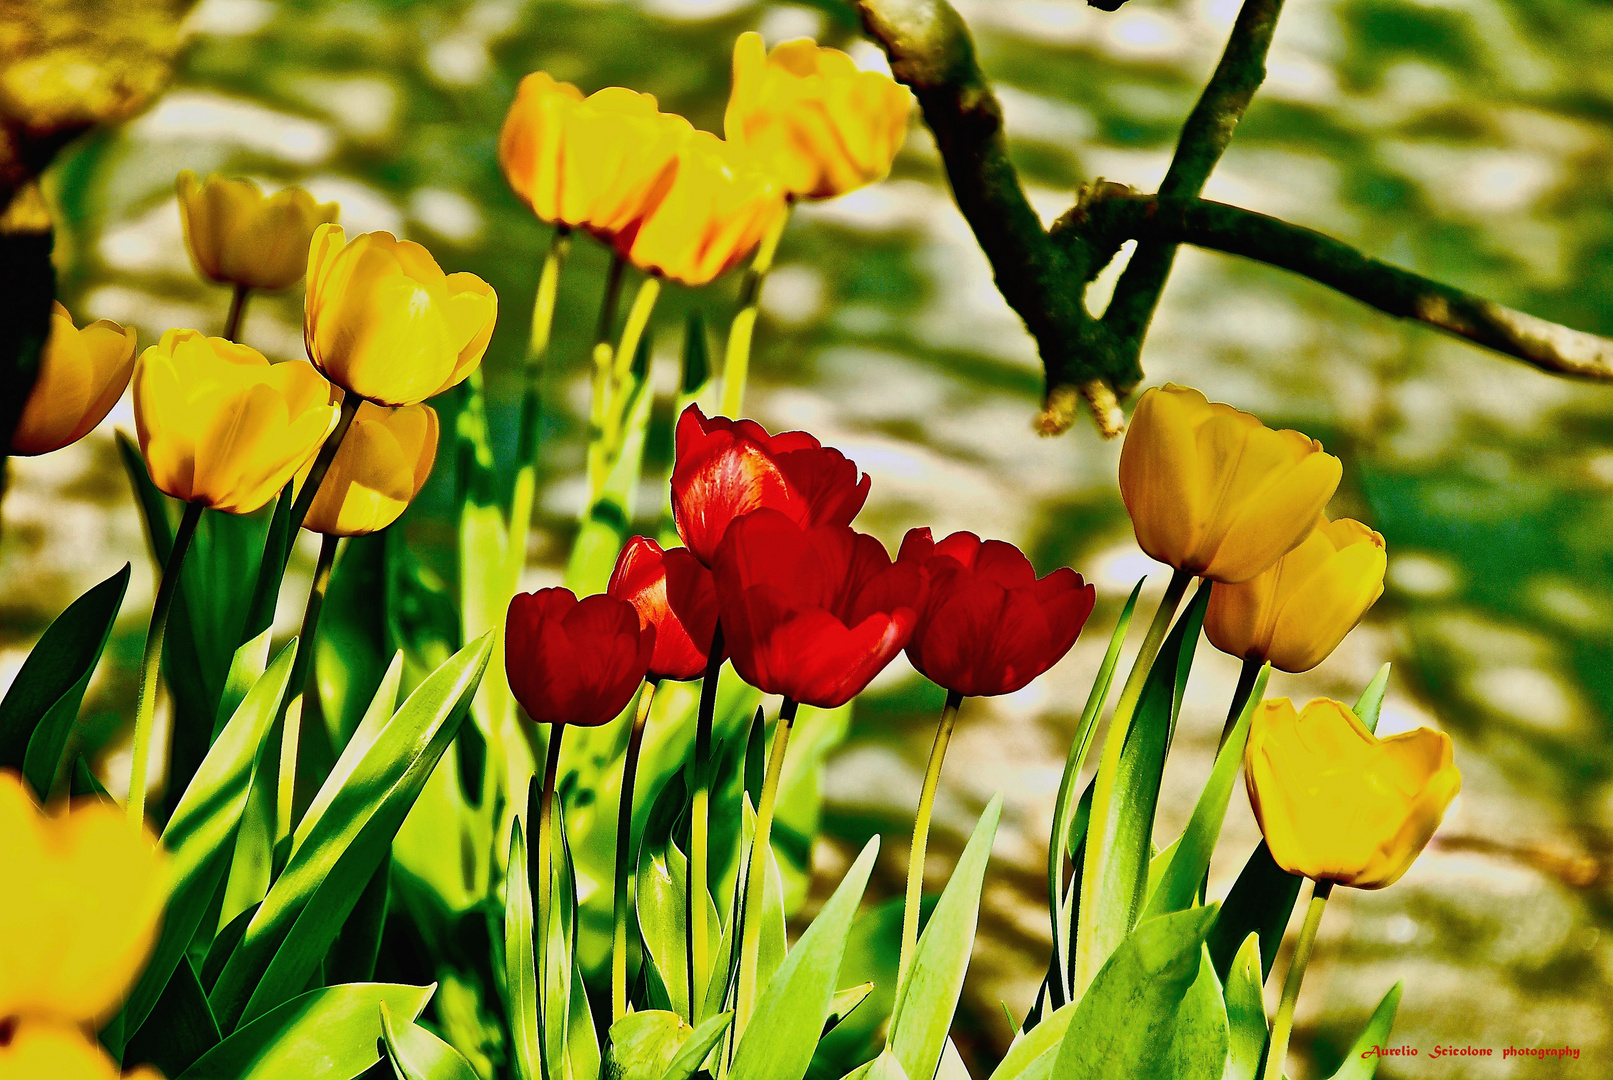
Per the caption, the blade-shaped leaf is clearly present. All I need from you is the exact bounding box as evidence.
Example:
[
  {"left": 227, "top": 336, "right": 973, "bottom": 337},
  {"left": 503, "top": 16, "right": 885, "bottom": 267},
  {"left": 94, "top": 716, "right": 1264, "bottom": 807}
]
[
  {"left": 1325, "top": 983, "right": 1403, "bottom": 1080},
  {"left": 381, "top": 1000, "right": 482, "bottom": 1080},
  {"left": 1167, "top": 948, "right": 1230, "bottom": 1080},
  {"left": 507, "top": 819, "right": 541, "bottom": 1080},
  {"left": 603, "top": 1010, "right": 689, "bottom": 1080},
  {"left": 985, "top": 1001, "right": 1075, "bottom": 1080},
  {"left": 825, "top": 984, "right": 874, "bottom": 1035},
  {"left": 1223, "top": 933, "right": 1268, "bottom": 1080},
  {"left": 122, "top": 956, "right": 220, "bottom": 1079},
  {"left": 663, "top": 1011, "right": 732, "bottom": 1080},
  {"left": 1354, "top": 664, "right": 1392, "bottom": 733},
  {"left": 1207, "top": 843, "right": 1303, "bottom": 983}
]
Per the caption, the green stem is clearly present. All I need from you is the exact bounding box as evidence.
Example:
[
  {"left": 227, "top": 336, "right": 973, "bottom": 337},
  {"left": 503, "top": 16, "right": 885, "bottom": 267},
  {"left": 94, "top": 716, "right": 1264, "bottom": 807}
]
[
  {"left": 1220, "top": 655, "right": 1264, "bottom": 748},
  {"left": 734, "top": 697, "right": 798, "bottom": 1043},
  {"left": 585, "top": 256, "right": 629, "bottom": 508},
  {"left": 509, "top": 228, "right": 571, "bottom": 571},
  {"left": 287, "top": 393, "right": 361, "bottom": 536},
  {"left": 1262, "top": 880, "right": 1332, "bottom": 1080},
  {"left": 127, "top": 500, "right": 203, "bottom": 825},
  {"left": 721, "top": 202, "right": 792, "bottom": 417},
  {"left": 273, "top": 531, "right": 338, "bottom": 863},
  {"left": 222, "top": 284, "right": 250, "bottom": 343},
  {"left": 613, "top": 680, "right": 658, "bottom": 1023},
  {"left": 536, "top": 723, "right": 565, "bottom": 1073},
  {"left": 897, "top": 688, "right": 963, "bottom": 997},
  {"left": 688, "top": 624, "right": 723, "bottom": 1022}
]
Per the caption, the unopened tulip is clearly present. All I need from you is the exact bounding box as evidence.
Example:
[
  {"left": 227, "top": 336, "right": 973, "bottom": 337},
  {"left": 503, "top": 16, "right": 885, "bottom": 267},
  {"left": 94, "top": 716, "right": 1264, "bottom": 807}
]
[
  {"left": 10, "top": 302, "right": 136, "bottom": 456},
  {"left": 499, "top": 74, "right": 691, "bottom": 242},
  {"left": 303, "top": 224, "right": 497, "bottom": 407},
  {"left": 133, "top": 329, "right": 338, "bottom": 515},
  {"left": 1118, "top": 384, "right": 1342, "bottom": 583},
  {"left": 1245, "top": 698, "right": 1460, "bottom": 889},
  {"left": 617, "top": 130, "right": 786, "bottom": 286},
  {"left": 1206, "top": 517, "right": 1387, "bottom": 672},
  {"left": 298, "top": 401, "right": 438, "bottom": 536},
  {"left": 176, "top": 171, "right": 338, "bottom": 290},
  {"left": 670, "top": 404, "right": 869, "bottom": 567},
  {"left": 724, "top": 32, "right": 911, "bottom": 200},
  {"left": 506, "top": 588, "right": 655, "bottom": 727},
  {"left": 712, "top": 509, "right": 925, "bottom": 709},
  {"left": 607, "top": 536, "right": 721, "bottom": 682},
  {"left": 899, "top": 529, "right": 1095, "bottom": 697}
]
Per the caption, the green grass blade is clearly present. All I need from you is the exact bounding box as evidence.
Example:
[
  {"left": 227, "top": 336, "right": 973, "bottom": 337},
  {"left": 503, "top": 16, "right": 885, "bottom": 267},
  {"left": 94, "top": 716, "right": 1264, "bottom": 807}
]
[
  {"left": 1325, "top": 983, "right": 1403, "bottom": 1080},
  {"left": 507, "top": 819, "right": 541, "bottom": 1080}
]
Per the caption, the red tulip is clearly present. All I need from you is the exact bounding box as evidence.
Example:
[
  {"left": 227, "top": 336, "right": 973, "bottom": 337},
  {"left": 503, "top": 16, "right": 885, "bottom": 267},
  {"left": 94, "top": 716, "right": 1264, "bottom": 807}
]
[
  {"left": 506, "top": 587, "right": 655, "bottom": 726},
  {"left": 898, "top": 528, "right": 1096, "bottom": 697},
  {"left": 607, "top": 535, "right": 722, "bottom": 682},
  {"left": 712, "top": 509, "right": 925, "bottom": 708},
  {"left": 669, "top": 404, "right": 870, "bottom": 566}
]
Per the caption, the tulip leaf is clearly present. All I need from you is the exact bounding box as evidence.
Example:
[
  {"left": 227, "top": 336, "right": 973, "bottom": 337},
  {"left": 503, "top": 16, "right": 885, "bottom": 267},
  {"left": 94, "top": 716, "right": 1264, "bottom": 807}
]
[
  {"left": 124, "top": 638, "right": 297, "bottom": 1035},
  {"left": 985, "top": 1001, "right": 1076, "bottom": 1080},
  {"left": 0, "top": 562, "right": 129, "bottom": 800},
  {"left": 1354, "top": 663, "right": 1391, "bottom": 734},
  {"left": 1052, "top": 905, "right": 1222, "bottom": 1079},
  {"left": 506, "top": 816, "right": 541, "bottom": 1080},
  {"left": 603, "top": 1010, "right": 690, "bottom": 1080},
  {"left": 122, "top": 956, "right": 221, "bottom": 1078},
  {"left": 118, "top": 429, "right": 175, "bottom": 560},
  {"left": 176, "top": 982, "right": 434, "bottom": 1080},
  {"left": 208, "top": 635, "right": 491, "bottom": 1032},
  {"left": 1145, "top": 663, "right": 1272, "bottom": 920},
  {"left": 326, "top": 850, "right": 392, "bottom": 985},
  {"left": 825, "top": 983, "right": 875, "bottom": 1034},
  {"left": 1206, "top": 842, "right": 1303, "bottom": 983},
  {"left": 1325, "top": 982, "right": 1403, "bottom": 1080},
  {"left": 1075, "top": 583, "right": 1210, "bottom": 994},
  {"left": 380, "top": 1000, "right": 482, "bottom": 1080},
  {"left": 889, "top": 794, "right": 1003, "bottom": 1080},
  {"left": 1223, "top": 933, "right": 1269, "bottom": 1080},
  {"left": 664, "top": 1011, "right": 734, "bottom": 1080},
  {"left": 316, "top": 531, "right": 393, "bottom": 751},
  {"left": 729, "top": 837, "right": 880, "bottom": 1080},
  {"left": 637, "top": 826, "right": 723, "bottom": 1024}
]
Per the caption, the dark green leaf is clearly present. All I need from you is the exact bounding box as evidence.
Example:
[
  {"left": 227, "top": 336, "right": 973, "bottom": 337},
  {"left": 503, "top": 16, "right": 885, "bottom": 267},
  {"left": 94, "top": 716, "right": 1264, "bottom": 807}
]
[
  {"left": 1207, "top": 843, "right": 1303, "bottom": 983},
  {"left": 123, "top": 956, "right": 221, "bottom": 1079},
  {"left": 1325, "top": 982, "right": 1402, "bottom": 1080}
]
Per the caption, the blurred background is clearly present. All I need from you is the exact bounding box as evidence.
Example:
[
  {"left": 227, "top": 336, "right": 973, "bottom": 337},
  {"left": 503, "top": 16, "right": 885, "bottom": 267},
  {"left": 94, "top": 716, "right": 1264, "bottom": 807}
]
[{"left": 6, "top": 0, "right": 1613, "bottom": 1076}]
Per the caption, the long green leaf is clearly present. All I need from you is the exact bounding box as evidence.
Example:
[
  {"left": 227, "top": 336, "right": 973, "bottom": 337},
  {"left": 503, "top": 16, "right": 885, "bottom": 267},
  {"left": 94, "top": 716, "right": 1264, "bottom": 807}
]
[
  {"left": 1168, "top": 948, "right": 1230, "bottom": 1080},
  {"left": 177, "top": 982, "right": 433, "bottom": 1080},
  {"left": 663, "top": 1011, "right": 732, "bottom": 1080},
  {"left": 603, "top": 1011, "right": 690, "bottom": 1080},
  {"left": 889, "top": 795, "right": 1003, "bottom": 1080},
  {"left": 729, "top": 838, "right": 880, "bottom": 1080},
  {"left": 985, "top": 1001, "right": 1075, "bottom": 1080},
  {"left": 506, "top": 819, "right": 541, "bottom": 1080},
  {"left": 1223, "top": 933, "right": 1267, "bottom": 1080},
  {"left": 381, "top": 1000, "right": 482, "bottom": 1080},
  {"left": 123, "top": 956, "right": 220, "bottom": 1078},
  {"left": 1207, "top": 842, "right": 1303, "bottom": 983},
  {"left": 1325, "top": 983, "right": 1403, "bottom": 1080}
]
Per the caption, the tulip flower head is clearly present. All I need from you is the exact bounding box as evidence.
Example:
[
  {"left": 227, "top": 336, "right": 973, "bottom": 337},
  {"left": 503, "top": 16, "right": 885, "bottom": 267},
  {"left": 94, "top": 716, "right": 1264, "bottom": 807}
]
[
  {"left": 304, "top": 224, "right": 497, "bottom": 407},
  {"left": 499, "top": 74, "right": 692, "bottom": 243},
  {"left": 670, "top": 404, "right": 870, "bottom": 567},
  {"left": 10, "top": 301, "right": 136, "bottom": 456},
  {"left": 176, "top": 171, "right": 338, "bottom": 291},
  {"left": 617, "top": 129, "right": 787, "bottom": 286},
  {"left": 1206, "top": 516, "right": 1387, "bottom": 672},
  {"left": 712, "top": 509, "right": 925, "bottom": 709},
  {"left": 1245, "top": 697, "right": 1460, "bottom": 889},
  {"left": 133, "top": 329, "right": 338, "bottom": 515},
  {"left": 899, "top": 529, "right": 1096, "bottom": 697},
  {"left": 607, "top": 536, "right": 722, "bottom": 682},
  {"left": 297, "top": 400, "right": 439, "bottom": 536},
  {"left": 724, "top": 32, "right": 912, "bottom": 200},
  {"left": 0, "top": 771, "right": 168, "bottom": 1076},
  {"left": 1118, "top": 384, "right": 1342, "bottom": 584},
  {"left": 506, "top": 588, "right": 655, "bottom": 727}
]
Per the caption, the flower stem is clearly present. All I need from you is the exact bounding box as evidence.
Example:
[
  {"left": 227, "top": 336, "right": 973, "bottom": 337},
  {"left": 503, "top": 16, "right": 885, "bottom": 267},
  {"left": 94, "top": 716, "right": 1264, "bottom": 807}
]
[
  {"left": 613, "top": 679, "right": 658, "bottom": 1023},
  {"left": 536, "top": 722, "right": 565, "bottom": 1068},
  {"left": 1220, "top": 655, "right": 1263, "bottom": 748},
  {"left": 127, "top": 500, "right": 203, "bottom": 825},
  {"left": 222, "top": 284, "right": 250, "bottom": 342},
  {"left": 272, "top": 530, "right": 339, "bottom": 867},
  {"left": 897, "top": 688, "right": 964, "bottom": 997},
  {"left": 734, "top": 697, "right": 799, "bottom": 1043},
  {"left": 721, "top": 202, "right": 791, "bottom": 417},
  {"left": 509, "top": 227, "right": 571, "bottom": 568},
  {"left": 688, "top": 624, "right": 723, "bottom": 1022},
  {"left": 585, "top": 255, "right": 629, "bottom": 506},
  {"left": 287, "top": 393, "right": 361, "bottom": 535},
  {"left": 1263, "top": 880, "right": 1333, "bottom": 1080}
]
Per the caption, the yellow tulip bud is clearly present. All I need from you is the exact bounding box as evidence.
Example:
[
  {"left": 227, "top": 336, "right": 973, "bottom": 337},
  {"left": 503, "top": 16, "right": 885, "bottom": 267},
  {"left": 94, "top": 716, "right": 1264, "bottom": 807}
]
[
  {"left": 176, "top": 171, "right": 338, "bottom": 291},
  {"left": 499, "top": 74, "right": 692, "bottom": 241},
  {"left": 132, "top": 329, "right": 338, "bottom": 515},
  {"left": 1245, "top": 698, "right": 1460, "bottom": 889},
  {"left": 298, "top": 401, "right": 439, "bottom": 536},
  {"left": 0, "top": 770, "right": 168, "bottom": 1028},
  {"left": 10, "top": 302, "right": 136, "bottom": 456},
  {"left": 617, "top": 130, "right": 787, "bottom": 286},
  {"left": 303, "top": 224, "right": 497, "bottom": 407},
  {"left": 724, "top": 32, "right": 912, "bottom": 200},
  {"left": 1118, "top": 384, "right": 1342, "bottom": 583},
  {"left": 1206, "top": 517, "right": 1387, "bottom": 672}
]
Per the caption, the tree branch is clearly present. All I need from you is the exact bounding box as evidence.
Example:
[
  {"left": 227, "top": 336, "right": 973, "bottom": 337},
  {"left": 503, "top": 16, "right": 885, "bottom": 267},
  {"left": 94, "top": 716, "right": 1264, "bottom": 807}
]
[{"left": 1063, "top": 189, "right": 1613, "bottom": 381}]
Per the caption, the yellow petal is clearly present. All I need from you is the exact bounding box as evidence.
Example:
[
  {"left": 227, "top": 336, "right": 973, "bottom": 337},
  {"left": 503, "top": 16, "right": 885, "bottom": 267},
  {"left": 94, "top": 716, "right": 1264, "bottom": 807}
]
[
  {"left": 0, "top": 1019, "right": 142, "bottom": 1080},
  {"left": 11, "top": 303, "right": 136, "bottom": 456},
  {"left": 176, "top": 172, "right": 336, "bottom": 291},
  {"left": 299, "top": 402, "right": 439, "bottom": 536}
]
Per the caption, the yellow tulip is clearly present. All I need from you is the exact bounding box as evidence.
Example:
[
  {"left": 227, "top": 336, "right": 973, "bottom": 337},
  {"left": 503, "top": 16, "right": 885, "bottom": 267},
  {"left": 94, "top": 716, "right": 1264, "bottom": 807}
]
[
  {"left": 1245, "top": 698, "right": 1460, "bottom": 889},
  {"left": 617, "top": 130, "right": 787, "bottom": 286},
  {"left": 724, "top": 32, "right": 912, "bottom": 200},
  {"left": 1118, "top": 383, "right": 1342, "bottom": 583},
  {"left": 176, "top": 171, "right": 338, "bottom": 291},
  {"left": 0, "top": 1019, "right": 164, "bottom": 1079},
  {"left": 133, "top": 329, "right": 338, "bottom": 515},
  {"left": 299, "top": 400, "right": 439, "bottom": 536},
  {"left": 10, "top": 301, "right": 136, "bottom": 456},
  {"left": 1206, "top": 517, "right": 1387, "bottom": 672},
  {"left": 498, "top": 74, "right": 692, "bottom": 240},
  {"left": 304, "top": 224, "right": 497, "bottom": 407},
  {"left": 0, "top": 770, "right": 168, "bottom": 1028}
]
